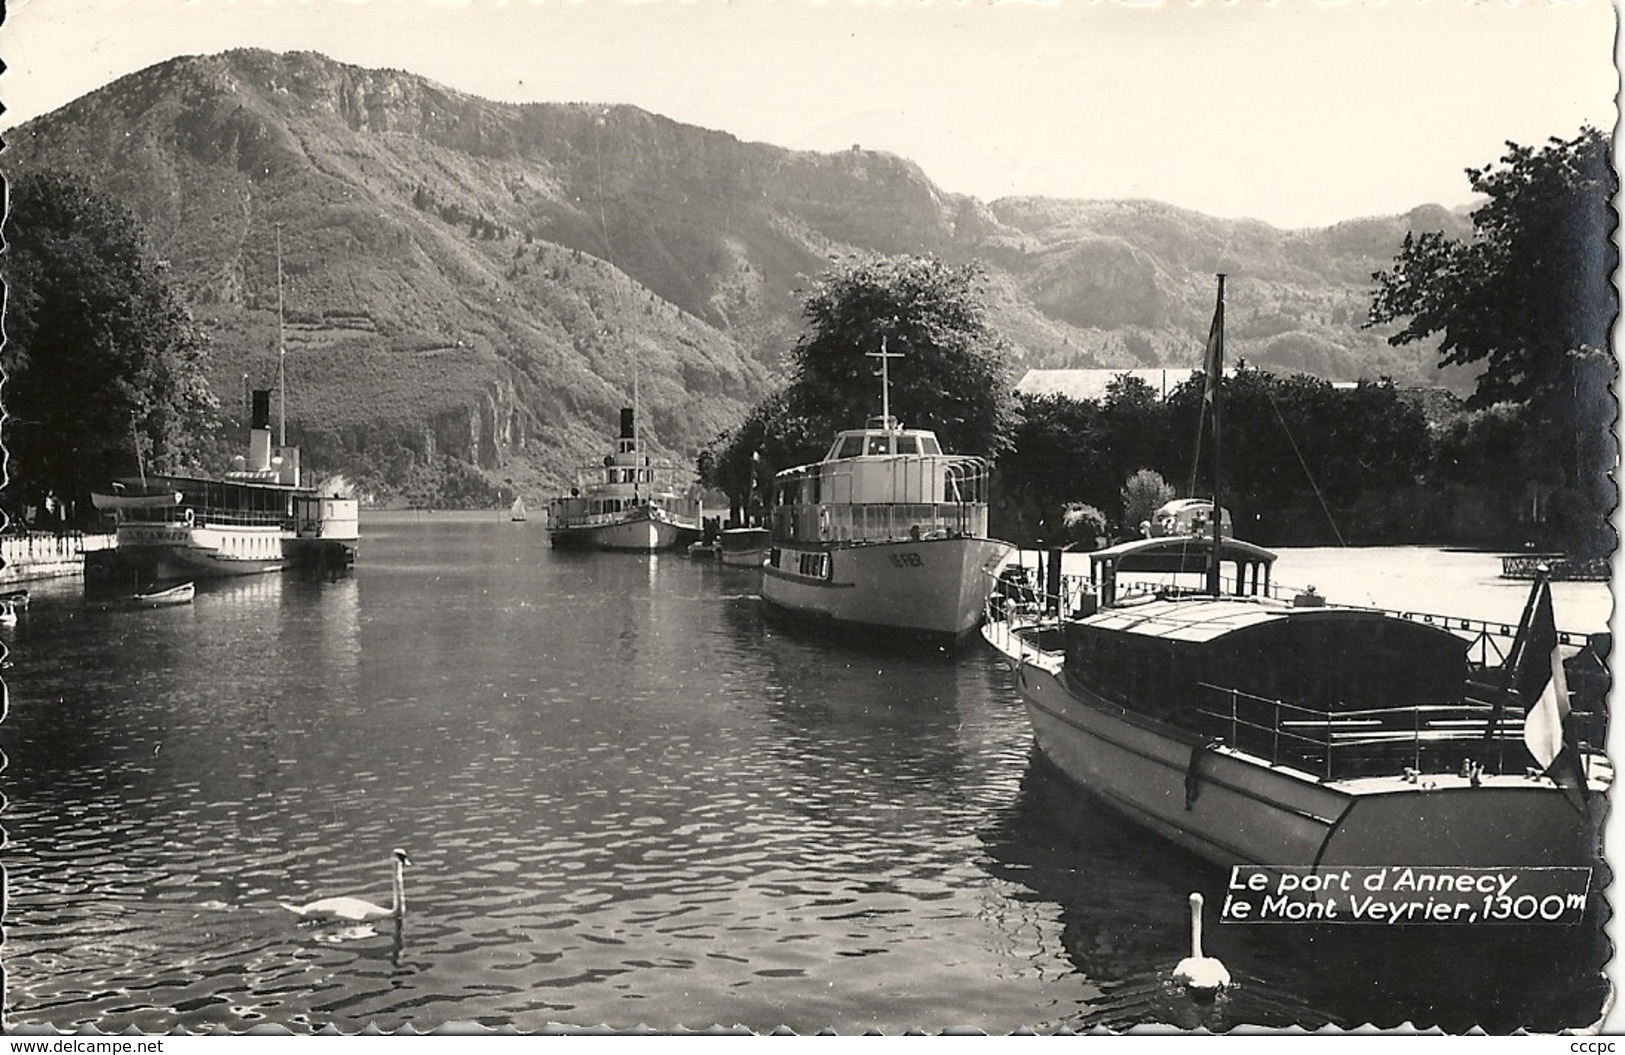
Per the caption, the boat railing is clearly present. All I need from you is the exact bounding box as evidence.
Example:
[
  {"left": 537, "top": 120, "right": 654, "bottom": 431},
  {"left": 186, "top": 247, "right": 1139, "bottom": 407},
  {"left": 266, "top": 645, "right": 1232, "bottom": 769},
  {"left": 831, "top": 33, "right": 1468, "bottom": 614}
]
[
  {"left": 988, "top": 560, "right": 1600, "bottom": 670},
  {"left": 117, "top": 506, "right": 291, "bottom": 529},
  {"left": 550, "top": 495, "right": 701, "bottom": 530},
  {"left": 572, "top": 460, "right": 697, "bottom": 490},
  {"left": 1191, "top": 681, "right": 1531, "bottom": 781},
  {"left": 772, "top": 501, "right": 989, "bottom": 545}
]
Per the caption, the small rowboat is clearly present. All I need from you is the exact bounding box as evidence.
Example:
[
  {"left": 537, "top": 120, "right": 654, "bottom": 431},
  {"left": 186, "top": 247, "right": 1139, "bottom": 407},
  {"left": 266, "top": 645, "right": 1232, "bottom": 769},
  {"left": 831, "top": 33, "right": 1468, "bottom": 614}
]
[
  {"left": 0, "top": 589, "right": 31, "bottom": 609},
  {"left": 133, "top": 581, "right": 196, "bottom": 607}
]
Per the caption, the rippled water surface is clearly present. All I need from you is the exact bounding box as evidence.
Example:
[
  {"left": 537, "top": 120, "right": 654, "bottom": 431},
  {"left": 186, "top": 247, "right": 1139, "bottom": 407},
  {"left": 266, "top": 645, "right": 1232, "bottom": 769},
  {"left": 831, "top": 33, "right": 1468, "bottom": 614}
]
[{"left": 2, "top": 516, "right": 1612, "bottom": 1033}]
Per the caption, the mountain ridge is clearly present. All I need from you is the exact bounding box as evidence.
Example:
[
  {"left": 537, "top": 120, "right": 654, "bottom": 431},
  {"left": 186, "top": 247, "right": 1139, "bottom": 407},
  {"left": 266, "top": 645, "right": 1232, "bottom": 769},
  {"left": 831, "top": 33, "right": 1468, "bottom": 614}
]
[{"left": 2, "top": 48, "right": 1473, "bottom": 504}]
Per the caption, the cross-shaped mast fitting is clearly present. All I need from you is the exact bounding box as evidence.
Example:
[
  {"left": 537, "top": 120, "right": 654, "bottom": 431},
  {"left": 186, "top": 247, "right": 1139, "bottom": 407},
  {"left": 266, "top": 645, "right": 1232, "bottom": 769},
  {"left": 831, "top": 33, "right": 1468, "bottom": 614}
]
[{"left": 866, "top": 335, "right": 904, "bottom": 429}]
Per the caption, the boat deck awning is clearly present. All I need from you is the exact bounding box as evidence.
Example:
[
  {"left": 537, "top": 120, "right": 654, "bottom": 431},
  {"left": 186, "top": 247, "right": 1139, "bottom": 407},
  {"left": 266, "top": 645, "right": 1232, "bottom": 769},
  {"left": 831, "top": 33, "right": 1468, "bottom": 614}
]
[
  {"left": 1081, "top": 596, "right": 1402, "bottom": 643},
  {"left": 1083, "top": 597, "right": 1287, "bottom": 642},
  {"left": 1087, "top": 535, "right": 1277, "bottom": 575}
]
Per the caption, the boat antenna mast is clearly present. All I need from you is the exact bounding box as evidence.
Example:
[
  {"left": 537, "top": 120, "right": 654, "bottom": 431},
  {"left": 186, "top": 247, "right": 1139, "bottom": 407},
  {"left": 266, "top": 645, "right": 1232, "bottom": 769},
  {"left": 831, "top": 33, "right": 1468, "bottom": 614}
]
[
  {"left": 275, "top": 222, "right": 287, "bottom": 450},
  {"left": 1205, "top": 274, "right": 1226, "bottom": 596},
  {"left": 867, "top": 334, "right": 903, "bottom": 430}
]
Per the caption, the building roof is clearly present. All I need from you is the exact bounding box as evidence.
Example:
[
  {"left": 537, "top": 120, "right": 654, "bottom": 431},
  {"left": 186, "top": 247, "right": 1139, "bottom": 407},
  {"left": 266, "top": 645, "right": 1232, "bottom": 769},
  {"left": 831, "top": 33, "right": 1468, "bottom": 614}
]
[
  {"left": 1016, "top": 369, "right": 1372, "bottom": 402},
  {"left": 1015, "top": 369, "right": 1196, "bottom": 402}
]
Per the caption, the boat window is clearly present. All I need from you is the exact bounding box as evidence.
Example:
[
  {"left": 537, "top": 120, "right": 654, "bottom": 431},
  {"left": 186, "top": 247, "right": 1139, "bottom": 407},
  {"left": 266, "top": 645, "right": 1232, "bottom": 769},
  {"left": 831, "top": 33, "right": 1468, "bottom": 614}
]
[
  {"left": 835, "top": 436, "right": 865, "bottom": 459},
  {"left": 920, "top": 437, "right": 941, "bottom": 455},
  {"left": 865, "top": 435, "right": 891, "bottom": 455},
  {"left": 894, "top": 435, "right": 918, "bottom": 455}
]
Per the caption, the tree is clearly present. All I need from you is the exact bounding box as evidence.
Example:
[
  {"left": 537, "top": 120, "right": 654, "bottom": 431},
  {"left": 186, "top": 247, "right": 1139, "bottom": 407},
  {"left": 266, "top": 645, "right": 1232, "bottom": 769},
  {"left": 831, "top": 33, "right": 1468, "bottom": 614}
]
[
  {"left": 785, "top": 254, "right": 1018, "bottom": 457},
  {"left": 700, "top": 253, "right": 1018, "bottom": 505},
  {"left": 1060, "top": 503, "right": 1107, "bottom": 551},
  {"left": 1368, "top": 128, "right": 1615, "bottom": 552},
  {"left": 1121, "top": 469, "right": 1176, "bottom": 535},
  {"left": 3, "top": 170, "right": 218, "bottom": 524}
]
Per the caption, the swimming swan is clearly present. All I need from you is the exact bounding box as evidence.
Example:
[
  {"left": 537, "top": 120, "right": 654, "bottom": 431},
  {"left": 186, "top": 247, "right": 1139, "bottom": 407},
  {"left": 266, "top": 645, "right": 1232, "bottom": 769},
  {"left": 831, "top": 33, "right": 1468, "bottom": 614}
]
[
  {"left": 281, "top": 848, "right": 411, "bottom": 923},
  {"left": 1171, "top": 891, "right": 1230, "bottom": 997}
]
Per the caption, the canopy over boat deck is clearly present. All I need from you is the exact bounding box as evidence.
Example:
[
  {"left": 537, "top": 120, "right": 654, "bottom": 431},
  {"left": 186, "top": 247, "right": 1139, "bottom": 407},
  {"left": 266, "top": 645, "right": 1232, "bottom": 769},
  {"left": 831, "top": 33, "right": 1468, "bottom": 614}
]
[{"left": 1087, "top": 535, "right": 1277, "bottom": 605}]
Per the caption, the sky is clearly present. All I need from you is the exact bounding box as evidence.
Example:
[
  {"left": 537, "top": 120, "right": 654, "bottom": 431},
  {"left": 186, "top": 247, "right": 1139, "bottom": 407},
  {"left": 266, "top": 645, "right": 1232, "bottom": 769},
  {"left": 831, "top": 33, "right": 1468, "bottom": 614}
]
[{"left": 0, "top": 0, "right": 1617, "bottom": 229}]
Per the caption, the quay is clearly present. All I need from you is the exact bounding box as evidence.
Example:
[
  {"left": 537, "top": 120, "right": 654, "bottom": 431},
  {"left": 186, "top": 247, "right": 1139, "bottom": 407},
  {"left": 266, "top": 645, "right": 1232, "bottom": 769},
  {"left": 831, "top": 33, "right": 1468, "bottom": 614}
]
[
  {"left": 0, "top": 531, "right": 117, "bottom": 584},
  {"left": 1499, "top": 553, "right": 1610, "bottom": 582}
]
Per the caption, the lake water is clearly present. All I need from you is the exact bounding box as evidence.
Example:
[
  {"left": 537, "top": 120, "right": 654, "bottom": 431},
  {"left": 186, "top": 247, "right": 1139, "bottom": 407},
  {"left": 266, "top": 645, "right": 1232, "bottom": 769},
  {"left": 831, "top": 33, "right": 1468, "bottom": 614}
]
[{"left": 1, "top": 514, "right": 1613, "bottom": 1034}]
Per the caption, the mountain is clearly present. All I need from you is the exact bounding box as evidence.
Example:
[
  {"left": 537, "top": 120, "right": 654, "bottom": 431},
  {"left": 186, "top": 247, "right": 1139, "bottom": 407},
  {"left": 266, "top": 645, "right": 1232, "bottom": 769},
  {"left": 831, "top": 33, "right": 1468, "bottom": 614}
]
[{"left": 0, "top": 49, "right": 1475, "bottom": 504}]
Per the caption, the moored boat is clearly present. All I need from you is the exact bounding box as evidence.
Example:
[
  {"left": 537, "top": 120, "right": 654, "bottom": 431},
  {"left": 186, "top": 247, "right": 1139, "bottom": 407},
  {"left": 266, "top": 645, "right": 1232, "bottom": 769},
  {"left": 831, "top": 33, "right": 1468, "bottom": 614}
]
[
  {"left": 93, "top": 391, "right": 359, "bottom": 582},
  {"left": 132, "top": 581, "right": 195, "bottom": 607},
  {"left": 546, "top": 408, "right": 703, "bottom": 552},
  {"left": 718, "top": 525, "right": 769, "bottom": 568},
  {"left": 759, "top": 339, "right": 1013, "bottom": 643},
  {"left": 511, "top": 497, "right": 528, "bottom": 522},
  {"left": 92, "top": 232, "right": 358, "bottom": 583},
  {"left": 981, "top": 276, "right": 1611, "bottom": 876}
]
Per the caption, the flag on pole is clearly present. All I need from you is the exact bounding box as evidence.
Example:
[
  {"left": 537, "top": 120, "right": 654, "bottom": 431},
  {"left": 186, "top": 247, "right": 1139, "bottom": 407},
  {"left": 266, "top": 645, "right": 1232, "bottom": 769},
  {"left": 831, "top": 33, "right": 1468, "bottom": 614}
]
[
  {"left": 1515, "top": 579, "right": 1572, "bottom": 774},
  {"left": 1202, "top": 285, "right": 1224, "bottom": 405}
]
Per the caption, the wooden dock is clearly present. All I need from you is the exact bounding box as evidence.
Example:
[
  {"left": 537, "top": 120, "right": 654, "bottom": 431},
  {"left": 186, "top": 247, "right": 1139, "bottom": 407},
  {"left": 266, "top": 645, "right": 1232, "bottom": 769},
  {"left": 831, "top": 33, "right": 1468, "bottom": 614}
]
[{"left": 1498, "top": 553, "right": 1611, "bottom": 582}]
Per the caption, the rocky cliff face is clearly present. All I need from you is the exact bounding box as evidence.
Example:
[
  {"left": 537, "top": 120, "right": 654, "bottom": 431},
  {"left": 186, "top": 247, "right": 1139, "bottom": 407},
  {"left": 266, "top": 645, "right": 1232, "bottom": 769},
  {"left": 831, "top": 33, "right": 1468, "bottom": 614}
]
[{"left": 4, "top": 48, "right": 1468, "bottom": 505}]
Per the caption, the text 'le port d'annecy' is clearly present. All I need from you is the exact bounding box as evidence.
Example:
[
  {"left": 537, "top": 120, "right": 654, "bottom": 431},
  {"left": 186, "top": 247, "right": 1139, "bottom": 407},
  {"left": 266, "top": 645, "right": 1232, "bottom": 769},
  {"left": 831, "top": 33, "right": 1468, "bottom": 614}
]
[{"left": 1220, "top": 866, "right": 1593, "bottom": 925}]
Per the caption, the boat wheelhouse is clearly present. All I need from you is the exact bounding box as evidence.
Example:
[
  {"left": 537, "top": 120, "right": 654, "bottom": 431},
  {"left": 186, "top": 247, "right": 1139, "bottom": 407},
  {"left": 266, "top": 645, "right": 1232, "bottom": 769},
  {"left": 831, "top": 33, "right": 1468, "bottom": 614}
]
[
  {"left": 547, "top": 408, "right": 702, "bottom": 552},
  {"left": 760, "top": 406, "right": 1013, "bottom": 642}
]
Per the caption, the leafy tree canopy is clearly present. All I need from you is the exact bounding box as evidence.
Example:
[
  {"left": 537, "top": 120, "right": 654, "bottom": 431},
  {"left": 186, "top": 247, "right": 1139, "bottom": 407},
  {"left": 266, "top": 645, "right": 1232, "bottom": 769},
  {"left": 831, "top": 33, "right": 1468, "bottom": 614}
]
[
  {"left": 1369, "top": 127, "right": 1615, "bottom": 405},
  {"left": 701, "top": 253, "right": 1017, "bottom": 505},
  {"left": 4, "top": 169, "right": 218, "bottom": 521},
  {"left": 787, "top": 254, "right": 1018, "bottom": 458},
  {"left": 1367, "top": 127, "right": 1615, "bottom": 552}
]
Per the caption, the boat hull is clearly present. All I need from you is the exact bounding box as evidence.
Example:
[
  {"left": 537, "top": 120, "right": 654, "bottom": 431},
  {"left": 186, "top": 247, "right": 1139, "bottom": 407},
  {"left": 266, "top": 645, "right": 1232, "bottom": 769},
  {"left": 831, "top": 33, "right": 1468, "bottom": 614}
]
[
  {"left": 994, "top": 629, "right": 1602, "bottom": 872},
  {"left": 762, "top": 535, "right": 1013, "bottom": 642},
  {"left": 719, "top": 527, "right": 769, "bottom": 568},
  {"left": 132, "top": 582, "right": 196, "bottom": 607},
  {"left": 549, "top": 508, "right": 700, "bottom": 552},
  {"left": 109, "top": 523, "right": 288, "bottom": 581}
]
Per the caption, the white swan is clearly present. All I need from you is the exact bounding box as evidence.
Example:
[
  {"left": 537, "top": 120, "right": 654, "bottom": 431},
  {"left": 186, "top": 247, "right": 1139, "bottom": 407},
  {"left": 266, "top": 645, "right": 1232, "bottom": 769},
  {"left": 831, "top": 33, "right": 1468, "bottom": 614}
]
[
  {"left": 281, "top": 848, "right": 411, "bottom": 923},
  {"left": 1171, "top": 891, "right": 1230, "bottom": 997}
]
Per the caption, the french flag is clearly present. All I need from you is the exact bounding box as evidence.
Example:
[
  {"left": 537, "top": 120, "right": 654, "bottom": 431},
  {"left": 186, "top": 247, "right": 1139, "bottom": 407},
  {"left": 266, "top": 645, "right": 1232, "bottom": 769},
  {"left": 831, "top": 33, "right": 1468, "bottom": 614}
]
[{"left": 1514, "top": 578, "right": 1584, "bottom": 790}]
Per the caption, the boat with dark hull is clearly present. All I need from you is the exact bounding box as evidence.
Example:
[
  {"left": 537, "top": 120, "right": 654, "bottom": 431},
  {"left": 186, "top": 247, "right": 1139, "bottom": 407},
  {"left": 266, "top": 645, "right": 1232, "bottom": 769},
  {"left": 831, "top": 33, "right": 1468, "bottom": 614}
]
[
  {"left": 547, "top": 408, "right": 703, "bottom": 552},
  {"left": 718, "top": 526, "right": 769, "bottom": 568},
  {"left": 982, "top": 276, "right": 1611, "bottom": 875}
]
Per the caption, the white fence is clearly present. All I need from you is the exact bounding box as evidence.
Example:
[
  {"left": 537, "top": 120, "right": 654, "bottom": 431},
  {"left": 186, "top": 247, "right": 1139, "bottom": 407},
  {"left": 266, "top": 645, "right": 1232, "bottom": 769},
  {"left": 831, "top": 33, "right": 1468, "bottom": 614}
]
[{"left": 0, "top": 532, "right": 116, "bottom": 581}]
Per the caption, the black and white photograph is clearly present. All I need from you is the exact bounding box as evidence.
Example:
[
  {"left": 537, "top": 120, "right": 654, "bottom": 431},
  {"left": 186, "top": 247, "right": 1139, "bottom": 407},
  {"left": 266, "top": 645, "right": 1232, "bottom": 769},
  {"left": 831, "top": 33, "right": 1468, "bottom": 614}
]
[{"left": 0, "top": 0, "right": 1616, "bottom": 1037}]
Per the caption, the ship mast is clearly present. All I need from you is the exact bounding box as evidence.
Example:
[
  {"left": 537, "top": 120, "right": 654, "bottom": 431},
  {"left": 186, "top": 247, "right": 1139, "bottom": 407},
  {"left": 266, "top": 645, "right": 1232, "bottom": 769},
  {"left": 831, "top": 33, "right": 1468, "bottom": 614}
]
[
  {"left": 276, "top": 223, "right": 287, "bottom": 449},
  {"left": 866, "top": 335, "right": 903, "bottom": 453},
  {"left": 1205, "top": 274, "right": 1226, "bottom": 597},
  {"left": 864, "top": 334, "right": 903, "bottom": 422}
]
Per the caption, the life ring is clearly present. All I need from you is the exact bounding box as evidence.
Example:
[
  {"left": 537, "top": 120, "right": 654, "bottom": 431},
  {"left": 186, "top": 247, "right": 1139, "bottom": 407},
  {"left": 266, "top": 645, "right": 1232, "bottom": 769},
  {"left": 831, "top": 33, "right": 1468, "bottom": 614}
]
[
  {"left": 818, "top": 507, "right": 831, "bottom": 540},
  {"left": 183, "top": 508, "right": 195, "bottom": 528}
]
